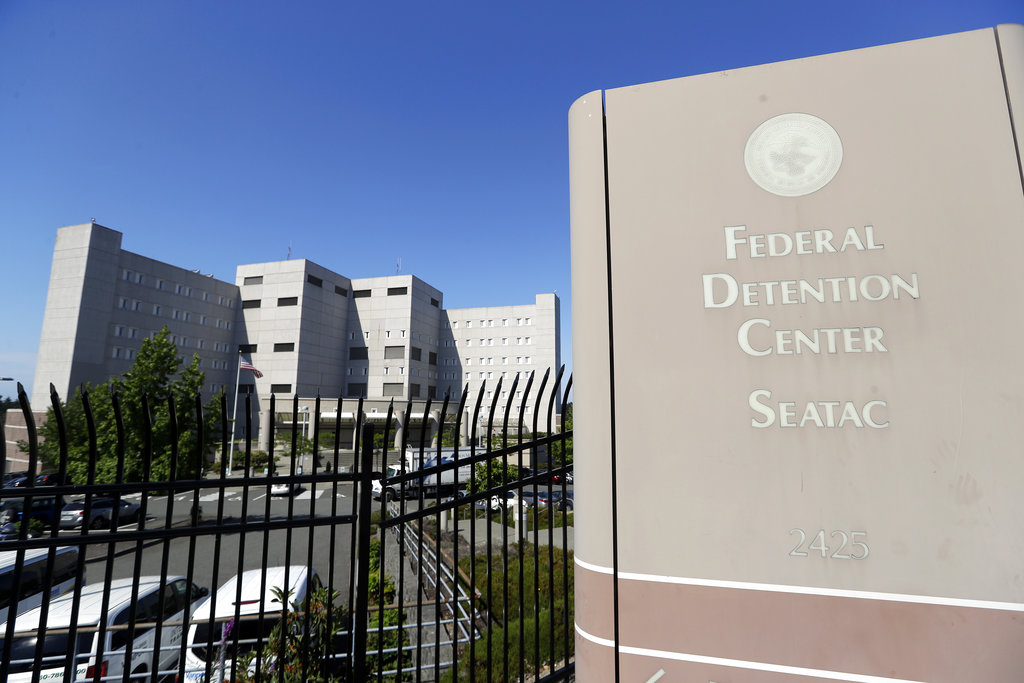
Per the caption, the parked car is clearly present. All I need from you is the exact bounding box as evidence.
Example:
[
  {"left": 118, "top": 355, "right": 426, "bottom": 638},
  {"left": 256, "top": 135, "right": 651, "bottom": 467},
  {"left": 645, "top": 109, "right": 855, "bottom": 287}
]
[
  {"left": 551, "top": 470, "right": 573, "bottom": 485},
  {"left": 270, "top": 480, "right": 295, "bottom": 496},
  {"left": 2, "top": 575, "right": 209, "bottom": 682},
  {"left": 2, "top": 475, "right": 32, "bottom": 489},
  {"left": 489, "top": 490, "right": 519, "bottom": 511},
  {"left": 1, "top": 471, "right": 29, "bottom": 486},
  {"left": 60, "top": 498, "right": 141, "bottom": 530},
  {"left": 34, "top": 472, "right": 72, "bottom": 486},
  {"left": 2, "top": 473, "right": 30, "bottom": 489},
  {"left": 0, "top": 496, "right": 64, "bottom": 528},
  {"left": 537, "top": 490, "right": 574, "bottom": 510},
  {"left": 180, "top": 565, "right": 322, "bottom": 682}
]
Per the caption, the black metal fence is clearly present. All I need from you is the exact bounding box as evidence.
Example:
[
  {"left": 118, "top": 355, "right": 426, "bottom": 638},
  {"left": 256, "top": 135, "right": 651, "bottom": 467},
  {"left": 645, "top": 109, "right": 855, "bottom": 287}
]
[{"left": 0, "top": 368, "right": 573, "bottom": 682}]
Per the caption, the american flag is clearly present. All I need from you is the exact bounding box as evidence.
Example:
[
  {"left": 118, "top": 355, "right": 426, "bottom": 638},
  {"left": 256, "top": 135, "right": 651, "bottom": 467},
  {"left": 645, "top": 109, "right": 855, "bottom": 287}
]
[{"left": 240, "top": 358, "right": 263, "bottom": 378}]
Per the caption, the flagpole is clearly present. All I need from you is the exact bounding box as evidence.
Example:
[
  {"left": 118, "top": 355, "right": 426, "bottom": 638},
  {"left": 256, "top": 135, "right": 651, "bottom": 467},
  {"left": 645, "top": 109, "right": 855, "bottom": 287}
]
[{"left": 228, "top": 349, "right": 243, "bottom": 473}]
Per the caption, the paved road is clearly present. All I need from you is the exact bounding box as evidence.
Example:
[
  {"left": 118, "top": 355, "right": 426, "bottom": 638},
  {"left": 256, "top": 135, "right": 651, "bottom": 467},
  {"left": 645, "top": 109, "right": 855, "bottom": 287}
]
[{"left": 61, "top": 482, "right": 358, "bottom": 599}]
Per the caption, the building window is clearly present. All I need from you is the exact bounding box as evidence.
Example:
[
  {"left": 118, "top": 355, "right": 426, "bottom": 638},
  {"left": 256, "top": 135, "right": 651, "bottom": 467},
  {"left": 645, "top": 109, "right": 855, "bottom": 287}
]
[
  {"left": 410, "top": 383, "right": 421, "bottom": 398},
  {"left": 243, "top": 275, "right": 263, "bottom": 285},
  {"left": 502, "top": 319, "right": 508, "bottom": 326},
  {"left": 452, "top": 321, "right": 458, "bottom": 329},
  {"left": 428, "top": 351, "right": 437, "bottom": 366},
  {"left": 307, "top": 274, "right": 323, "bottom": 287},
  {"left": 401, "top": 330, "right": 406, "bottom": 338},
  {"left": 430, "top": 297, "right": 439, "bottom": 308},
  {"left": 133, "top": 300, "right": 142, "bottom": 311},
  {"left": 112, "top": 347, "right": 122, "bottom": 359},
  {"left": 525, "top": 337, "right": 531, "bottom": 344},
  {"left": 465, "top": 358, "right": 471, "bottom": 365},
  {"left": 399, "top": 367, "right": 405, "bottom": 375},
  {"left": 157, "top": 280, "right": 165, "bottom": 290},
  {"left": 115, "top": 325, "right": 125, "bottom": 337},
  {"left": 154, "top": 305, "right": 162, "bottom": 316},
  {"left": 274, "top": 343, "right": 295, "bottom": 352},
  {"left": 349, "top": 346, "right": 369, "bottom": 361},
  {"left": 239, "top": 344, "right": 257, "bottom": 353},
  {"left": 385, "top": 330, "right": 391, "bottom": 339},
  {"left": 173, "top": 310, "right": 182, "bottom": 320},
  {"left": 502, "top": 357, "right": 508, "bottom": 365},
  {"left": 465, "top": 372, "right": 471, "bottom": 379},
  {"left": 384, "top": 367, "right": 390, "bottom": 375},
  {"left": 466, "top": 339, "right": 472, "bottom": 347},
  {"left": 198, "top": 339, "right": 205, "bottom": 349},
  {"left": 410, "top": 346, "right": 422, "bottom": 361},
  {"left": 347, "top": 383, "right": 367, "bottom": 398},
  {"left": 383, "top": 383, "right": 404, "bottom": 397},
  {"left": 242, "top": 299, "right": 261, "bottom": 309},
  {"left": 353, "top": 289, "right": 371, "bottom": 298},
  {"left": 387, "top": 286, "right": 407, "bottom": 296},
  {"left": 278, "top": 297, "right": 298, "bottom": 306},
  {"left": 525, "top": 317, "right": 532, "bottom": 325},
  {"left": 271, "top": 384, "right": 293, "bottom": 394},
  {"left": 466, "top": 321, "right": 472, "bottom": 328},
  {"left": 502, "top": 338, "right": 508, "bottom": 345},
  {"left": 335, "top": 285, "right": 348, "bottom": 296},
  {"left": 384, "top": 346, "right": 405, "bottom": 360}
]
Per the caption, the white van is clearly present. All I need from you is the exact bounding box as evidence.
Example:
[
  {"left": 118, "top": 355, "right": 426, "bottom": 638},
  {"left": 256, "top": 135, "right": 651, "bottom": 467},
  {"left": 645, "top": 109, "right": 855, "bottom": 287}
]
[
  {"left": 0, "top": 546, "right": 81, "bottom": 624},
  {"left": 180, "top": 566, "right": 321, "bottom": 682},
  {"left": 3, "top": 575, "right": 209, "bottom": 682}
]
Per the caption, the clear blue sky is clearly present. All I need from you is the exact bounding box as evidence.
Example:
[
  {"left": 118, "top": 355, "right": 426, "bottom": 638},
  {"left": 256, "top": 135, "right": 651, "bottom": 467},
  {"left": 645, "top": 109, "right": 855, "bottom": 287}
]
[{"left": 1, "top": 1, "right": 1019, "bottom": 398}]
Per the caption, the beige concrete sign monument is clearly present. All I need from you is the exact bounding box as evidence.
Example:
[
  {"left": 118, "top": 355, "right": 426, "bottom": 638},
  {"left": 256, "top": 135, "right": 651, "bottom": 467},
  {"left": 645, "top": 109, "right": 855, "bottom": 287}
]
[{"left": 569, "top": 25, "right": 1024, "bottom": 681}]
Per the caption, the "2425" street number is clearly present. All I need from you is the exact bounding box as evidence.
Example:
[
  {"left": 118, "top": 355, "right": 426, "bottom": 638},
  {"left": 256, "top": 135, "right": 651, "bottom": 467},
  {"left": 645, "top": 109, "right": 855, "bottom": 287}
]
[{"left": 789, "top": 529, "right": 869, "bottom": 559}]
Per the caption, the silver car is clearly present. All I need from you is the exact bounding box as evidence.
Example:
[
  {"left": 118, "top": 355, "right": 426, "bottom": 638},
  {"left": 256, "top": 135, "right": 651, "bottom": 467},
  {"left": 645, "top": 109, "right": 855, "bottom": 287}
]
[{"left": 60, "top": 498, "right": 141, "bottom": 530}]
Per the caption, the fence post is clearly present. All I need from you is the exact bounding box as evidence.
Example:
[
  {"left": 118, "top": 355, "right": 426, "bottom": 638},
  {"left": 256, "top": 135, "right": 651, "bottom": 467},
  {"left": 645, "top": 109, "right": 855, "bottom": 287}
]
[{"left": 352, "top": 422, "right": 375, "bottom": 681}]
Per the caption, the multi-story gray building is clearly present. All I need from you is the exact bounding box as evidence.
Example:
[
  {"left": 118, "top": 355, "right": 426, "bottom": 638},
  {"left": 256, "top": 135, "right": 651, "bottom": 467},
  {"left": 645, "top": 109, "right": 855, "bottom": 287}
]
[{"left": 25, "top": 222, "right": 560, "bottom": 456}]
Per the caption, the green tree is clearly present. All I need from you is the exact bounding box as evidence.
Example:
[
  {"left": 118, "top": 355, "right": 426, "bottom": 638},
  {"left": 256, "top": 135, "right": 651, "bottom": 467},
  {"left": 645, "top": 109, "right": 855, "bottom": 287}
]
[
  {"left": 469, "top": 459, "right": 520, "bottom": 494},
  {"left": 549, "top": 403, "right": 573, "bottom": 465},
  {"left": 24, "top": 328, "right": 222, "bottom": 483},
  {"left": 0, "top": 394, "right": 19, "bottom": 427}
]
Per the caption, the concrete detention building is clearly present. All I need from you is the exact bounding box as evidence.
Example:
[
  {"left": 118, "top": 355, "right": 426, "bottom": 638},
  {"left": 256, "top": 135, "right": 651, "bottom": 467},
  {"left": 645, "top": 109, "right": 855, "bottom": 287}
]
[{"left": 25, "top": 222, "right": 559, "bottom": 455}]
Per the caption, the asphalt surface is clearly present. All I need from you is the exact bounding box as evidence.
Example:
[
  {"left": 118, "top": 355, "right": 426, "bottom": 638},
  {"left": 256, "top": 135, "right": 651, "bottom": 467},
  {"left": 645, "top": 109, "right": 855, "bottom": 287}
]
[{"left": 61, "top": 482, "right": 358, "bottom": 599}]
